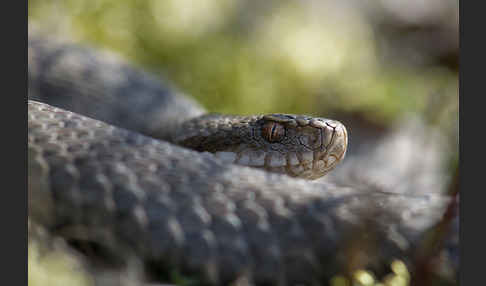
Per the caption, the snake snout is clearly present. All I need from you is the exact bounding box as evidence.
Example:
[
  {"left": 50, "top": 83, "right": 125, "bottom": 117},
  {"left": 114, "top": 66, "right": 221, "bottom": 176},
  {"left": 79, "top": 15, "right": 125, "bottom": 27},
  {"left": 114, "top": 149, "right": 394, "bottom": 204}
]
[{"left": 300, "top": 120, "right": 347, "bottom": 179}]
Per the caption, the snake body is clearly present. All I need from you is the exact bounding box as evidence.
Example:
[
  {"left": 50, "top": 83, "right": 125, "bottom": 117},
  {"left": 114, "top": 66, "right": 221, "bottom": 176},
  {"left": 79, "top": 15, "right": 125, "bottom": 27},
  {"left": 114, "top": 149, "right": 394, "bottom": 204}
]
[{"left": 28, "top": 29, "right": 455, "bottom": 285}]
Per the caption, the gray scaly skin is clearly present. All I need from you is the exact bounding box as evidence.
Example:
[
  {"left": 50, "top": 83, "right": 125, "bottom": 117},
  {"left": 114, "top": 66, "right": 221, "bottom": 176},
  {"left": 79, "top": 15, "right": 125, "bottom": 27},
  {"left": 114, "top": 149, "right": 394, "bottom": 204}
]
[{"left": 28, "top": 28, "right": 455, "bottom": 285}]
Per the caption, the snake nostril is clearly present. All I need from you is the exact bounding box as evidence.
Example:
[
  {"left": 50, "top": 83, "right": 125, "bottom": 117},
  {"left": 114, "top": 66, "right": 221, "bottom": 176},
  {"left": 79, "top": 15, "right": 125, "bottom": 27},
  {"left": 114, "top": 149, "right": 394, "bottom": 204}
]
[
  {"left": 298, "top": 136, "right": 310, "bottom": 148},
  {"left": 299, "top": 129, "right": 323, "bottom": 150}
]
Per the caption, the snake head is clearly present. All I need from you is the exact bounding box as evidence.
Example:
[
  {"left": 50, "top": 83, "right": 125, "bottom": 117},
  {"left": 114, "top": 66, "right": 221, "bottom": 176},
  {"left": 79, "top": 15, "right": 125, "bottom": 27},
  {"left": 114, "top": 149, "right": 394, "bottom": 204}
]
[
  {"left": 175, "top": 113, "right": 348, "bottom": 180},
  {"left": 249, "top": 114, "right": 347, "bottom": 179}
]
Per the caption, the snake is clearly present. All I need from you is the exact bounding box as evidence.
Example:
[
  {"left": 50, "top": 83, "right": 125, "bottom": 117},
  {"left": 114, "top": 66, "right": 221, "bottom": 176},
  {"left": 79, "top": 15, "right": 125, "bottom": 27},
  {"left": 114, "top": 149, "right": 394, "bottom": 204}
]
[{"left": 28, "top": 28, "right": 456, "bottom": 285}]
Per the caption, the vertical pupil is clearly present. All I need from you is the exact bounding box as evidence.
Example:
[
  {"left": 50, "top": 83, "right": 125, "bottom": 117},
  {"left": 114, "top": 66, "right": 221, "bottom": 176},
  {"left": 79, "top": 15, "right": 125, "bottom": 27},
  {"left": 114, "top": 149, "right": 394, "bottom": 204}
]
[
  {"left": 270, "top": 123, "right": 277, "bottom": 141},
  {"left": 263, "top": 121, "right": 283, "bottom": 142}
]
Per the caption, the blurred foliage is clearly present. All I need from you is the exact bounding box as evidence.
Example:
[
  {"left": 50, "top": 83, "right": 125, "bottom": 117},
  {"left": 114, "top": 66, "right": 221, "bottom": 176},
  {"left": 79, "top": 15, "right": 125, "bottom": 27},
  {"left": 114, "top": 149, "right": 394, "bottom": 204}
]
[
  {"left": 28, "top": 0, "right": 458, "bottom": 128},
  {"left": 28, "top": 239, "right": 94, "bottom": 286},
  {"left": 330, "top": 260, "right": 411, "bottom": 286}
]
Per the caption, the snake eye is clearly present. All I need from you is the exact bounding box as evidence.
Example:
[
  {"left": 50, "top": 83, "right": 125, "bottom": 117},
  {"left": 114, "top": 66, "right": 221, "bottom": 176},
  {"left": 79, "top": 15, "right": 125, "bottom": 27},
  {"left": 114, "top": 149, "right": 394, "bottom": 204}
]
[{"left": 262, "top": 121, "right": 285, "bottom": 143}]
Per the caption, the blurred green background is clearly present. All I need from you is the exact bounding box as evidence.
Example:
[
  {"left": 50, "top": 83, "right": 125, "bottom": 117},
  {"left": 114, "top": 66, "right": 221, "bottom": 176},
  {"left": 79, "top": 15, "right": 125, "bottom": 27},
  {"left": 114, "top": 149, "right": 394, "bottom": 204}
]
[
  {"left": 28, "top": 1, "right": 459, "bottom": 284},
  {"left": 28, "top": 0, "right": 458, "bottom": 128}
]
